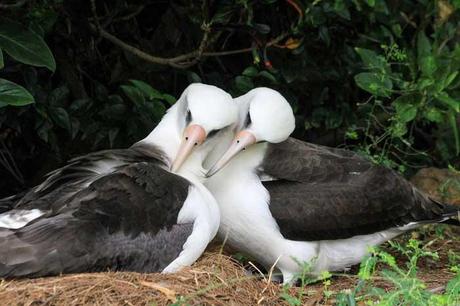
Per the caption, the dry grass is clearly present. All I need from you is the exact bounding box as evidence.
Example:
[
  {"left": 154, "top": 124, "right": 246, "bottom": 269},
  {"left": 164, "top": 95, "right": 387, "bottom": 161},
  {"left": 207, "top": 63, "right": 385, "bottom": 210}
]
[
  {"left": 0, "top": 246, "right": 285, "bottom": 306},
  {"left": 0, "top": 234, "right": 458, "bottom": 306}
]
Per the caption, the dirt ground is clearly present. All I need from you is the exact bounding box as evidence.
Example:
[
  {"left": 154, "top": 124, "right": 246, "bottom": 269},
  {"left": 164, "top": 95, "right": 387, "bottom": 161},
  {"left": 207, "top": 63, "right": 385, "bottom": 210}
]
[{"left": 1, "top": 228, "right": 458, "bottom": 306}]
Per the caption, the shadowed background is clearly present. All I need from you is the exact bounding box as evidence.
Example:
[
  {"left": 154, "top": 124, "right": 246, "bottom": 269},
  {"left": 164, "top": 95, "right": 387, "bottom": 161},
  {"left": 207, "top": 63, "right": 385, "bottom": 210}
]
[{"left": 0, "top": 0, "right": 459, "bottom": 197}]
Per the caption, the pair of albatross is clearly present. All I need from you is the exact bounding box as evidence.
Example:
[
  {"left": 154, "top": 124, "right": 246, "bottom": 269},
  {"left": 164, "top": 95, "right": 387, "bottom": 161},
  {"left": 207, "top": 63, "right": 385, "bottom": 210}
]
[{"left": 0, "top": 84, "right": 458, "bottom": 282}]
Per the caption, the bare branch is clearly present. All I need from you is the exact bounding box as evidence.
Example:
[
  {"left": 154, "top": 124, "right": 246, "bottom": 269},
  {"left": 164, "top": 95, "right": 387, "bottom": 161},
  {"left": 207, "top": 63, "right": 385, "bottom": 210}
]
[{"left": 89, "top": 0, "right": 287, "bottom": 69}]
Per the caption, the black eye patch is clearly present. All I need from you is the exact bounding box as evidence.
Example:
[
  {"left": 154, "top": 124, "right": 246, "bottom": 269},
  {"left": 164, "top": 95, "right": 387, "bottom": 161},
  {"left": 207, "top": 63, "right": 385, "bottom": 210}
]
[
  {"left": 207, "top": 124, "right": 233, "bottom": 139},
  {"left": 207, "top": 129, "right": 219, "bottom": 138},
  {"left": 186, "top": 110, "right": 192, "bottom": 124},
  {"left": 244, "top": 113, "right": 252, "bottom": 127}
]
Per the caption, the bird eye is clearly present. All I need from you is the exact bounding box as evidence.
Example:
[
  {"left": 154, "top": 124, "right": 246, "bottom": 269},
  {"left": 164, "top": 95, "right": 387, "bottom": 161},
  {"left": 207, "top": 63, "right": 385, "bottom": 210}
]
[{"left": 186, "top": 110, "right": 192, "bottom": 124}]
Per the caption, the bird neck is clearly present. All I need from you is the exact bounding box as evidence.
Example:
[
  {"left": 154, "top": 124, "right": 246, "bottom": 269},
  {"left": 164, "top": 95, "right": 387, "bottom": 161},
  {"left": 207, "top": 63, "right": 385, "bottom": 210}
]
[
  {"left": 138, "top": 104, "right": 182, "bottom": 166},
  {"left": 137, "top": 103, "right": 209, "bottom": 183},
  {"left": 234, "top": 94, "right": 252, "bottom": 131},
  {"left": 210, "top": 142, "right": 268, "bottom": 182}
]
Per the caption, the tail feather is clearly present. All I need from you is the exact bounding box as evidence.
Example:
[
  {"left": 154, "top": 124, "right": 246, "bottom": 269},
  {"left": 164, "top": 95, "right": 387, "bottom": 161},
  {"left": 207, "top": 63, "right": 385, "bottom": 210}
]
[{"left": 440, "top": 202, "right": 460, "bottom": 226}]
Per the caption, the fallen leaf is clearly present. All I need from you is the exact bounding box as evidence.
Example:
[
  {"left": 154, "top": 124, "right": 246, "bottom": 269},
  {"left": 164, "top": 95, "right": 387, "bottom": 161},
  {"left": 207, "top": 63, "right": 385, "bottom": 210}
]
[{"left": 284, "top": 37, "right": 302, "bottom": 49}]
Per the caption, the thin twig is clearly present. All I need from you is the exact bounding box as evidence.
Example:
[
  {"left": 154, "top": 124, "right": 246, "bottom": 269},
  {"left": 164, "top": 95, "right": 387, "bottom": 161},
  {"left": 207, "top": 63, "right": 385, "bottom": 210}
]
[
  {"left": 114, "top": 5, "right": 145, "bottom": 22},
  {"left": 429, "top": 286, "right": 445, "bottom": 293}
]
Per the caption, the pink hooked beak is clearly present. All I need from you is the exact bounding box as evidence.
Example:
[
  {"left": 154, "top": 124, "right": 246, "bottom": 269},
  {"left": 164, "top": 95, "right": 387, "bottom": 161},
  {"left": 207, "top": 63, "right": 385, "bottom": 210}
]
[
  {"left": 171, "top": 124, "right": 206, "bottom": 173},
  {"left": 206, "top": 130, "right": 256, "bottom": 177}
]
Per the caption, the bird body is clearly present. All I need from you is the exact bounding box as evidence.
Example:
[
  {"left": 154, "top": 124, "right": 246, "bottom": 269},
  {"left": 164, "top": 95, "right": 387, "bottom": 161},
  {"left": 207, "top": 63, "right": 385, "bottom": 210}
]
[
  {"left": 0, "top": 83, "right": 236, "bottom": 278},
  {"left": 206, "top": 88, "right": 460, "bottom": 283}
]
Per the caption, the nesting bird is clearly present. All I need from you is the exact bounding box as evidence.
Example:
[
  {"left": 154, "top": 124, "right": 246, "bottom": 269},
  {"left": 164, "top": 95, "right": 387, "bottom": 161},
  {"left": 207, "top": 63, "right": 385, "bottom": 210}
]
[
  {"left": 0, "top": 84, "right": 236, "bottom": 278},
  {"left": 205, "top": 87, "right": 460, "bottom": 283}
]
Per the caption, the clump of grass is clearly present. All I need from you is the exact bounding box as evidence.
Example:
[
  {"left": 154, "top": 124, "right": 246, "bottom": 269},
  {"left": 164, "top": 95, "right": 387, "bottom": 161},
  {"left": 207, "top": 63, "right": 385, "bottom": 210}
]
[
  {"left": 277, "top": 235, "right": 460, "bottom": 305},
  {"left": 334, "top": 238, "right": 460, "bottom": 306}
]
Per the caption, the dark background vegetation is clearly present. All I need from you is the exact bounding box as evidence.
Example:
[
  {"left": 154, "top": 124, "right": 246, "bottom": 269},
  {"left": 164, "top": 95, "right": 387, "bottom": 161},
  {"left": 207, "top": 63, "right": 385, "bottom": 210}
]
[{"left": 0, "top": 0, "right": 459, "bottom": 197}]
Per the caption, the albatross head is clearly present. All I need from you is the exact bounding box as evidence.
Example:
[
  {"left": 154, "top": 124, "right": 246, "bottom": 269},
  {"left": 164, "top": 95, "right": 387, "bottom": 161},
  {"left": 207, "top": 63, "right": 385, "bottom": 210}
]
[
  {"left": 170, "top": 83, "right": 237, "bottom": 173},
  {"left": 206, "top": 87, "right": 295, "bottom": 176}
]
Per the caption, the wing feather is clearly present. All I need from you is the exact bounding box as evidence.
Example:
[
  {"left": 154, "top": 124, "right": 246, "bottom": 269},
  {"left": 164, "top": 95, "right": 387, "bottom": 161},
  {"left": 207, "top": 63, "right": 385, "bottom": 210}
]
[
  {"left": 261, "top": 139, "right": 449, "bottom": 240},
  {"left": 0, "top": 161, "right": 194, "bottom": 278}
]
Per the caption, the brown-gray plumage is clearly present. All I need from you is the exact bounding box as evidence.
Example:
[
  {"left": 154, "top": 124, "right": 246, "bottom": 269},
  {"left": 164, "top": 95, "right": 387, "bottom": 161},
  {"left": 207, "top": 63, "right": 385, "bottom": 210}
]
[
  {"left": 0, "top": 144, "right": 195, "bottom": 278},
  {"left": 261, "top": 137, "right": 460, "bottom": 241}
]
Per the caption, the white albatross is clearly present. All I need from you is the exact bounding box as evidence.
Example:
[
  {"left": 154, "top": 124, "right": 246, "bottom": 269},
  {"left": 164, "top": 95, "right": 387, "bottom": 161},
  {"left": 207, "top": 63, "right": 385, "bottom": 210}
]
[
  {"left": 205, "top": 87, "right": 460, "bottom": 283},
  {"left": 0, "top": 83, "right": 237, "bottom": 278}
]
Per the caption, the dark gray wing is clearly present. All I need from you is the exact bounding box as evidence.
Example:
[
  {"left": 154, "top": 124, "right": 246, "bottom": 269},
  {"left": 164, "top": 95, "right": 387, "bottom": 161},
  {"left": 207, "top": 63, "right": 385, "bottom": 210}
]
[
  {"left": 264, "top": 165, "right": 459, "bottom": 241},
  {"left": 0, "top": 161, "right": 194, "bottom": 278},
  {"left": 10, "top": 143, "right": 165, "bottom": 212},
  {"left": 260, "top": 137, "right": 373, "bottom": 183}
]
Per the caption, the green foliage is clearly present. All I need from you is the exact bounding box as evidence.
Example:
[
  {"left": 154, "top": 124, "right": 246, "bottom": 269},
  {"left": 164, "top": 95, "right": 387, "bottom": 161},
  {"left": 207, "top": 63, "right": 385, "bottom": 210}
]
[
  {"left": 350, "top": 21, "right": 460, "bottom": 170},
  {"left": 0, "top": 0, "right": 459, "bottom": 194},
  {"left": 0, "top": 19, "right": 57, "bottom": 110},
  {"left": 335, "top": 239, "right": 460, "bottom": 306},
  {"left": 0, "top": 21, "right": 55, "bottom": 72},
  {"left": 280, "top": 260, "right": 314, "bottom": 306},
  {"left": 0, "top": 78, "right": 34, "bottom": 107}
]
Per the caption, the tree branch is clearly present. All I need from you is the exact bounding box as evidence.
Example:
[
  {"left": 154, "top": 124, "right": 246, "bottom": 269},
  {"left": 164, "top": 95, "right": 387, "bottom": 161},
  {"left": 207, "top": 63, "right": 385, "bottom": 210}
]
[
  {"left": 91, "top": 23, "right": 286, "bottom": 69},
  {"left": 89, "top": 0, "right": 287, "bottom": 69}
]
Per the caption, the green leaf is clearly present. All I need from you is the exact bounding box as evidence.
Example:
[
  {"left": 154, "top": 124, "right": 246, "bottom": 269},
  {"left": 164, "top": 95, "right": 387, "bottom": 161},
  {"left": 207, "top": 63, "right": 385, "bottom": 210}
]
[
  {"left": 378, "top": 251, "right": 397, "bottom": 268},
  {"left": 417, "top": 31, "right": 431, "bottom": 59},
  {"left": 121, "top": 85, "right": 145, "bottom": 105},
  {"left": 69, "top": 98, "right": 92, "bottom": 113},
  {"left": 49, "top": 107, "right": 71, "bottom": 132},
  {"left": 186, "top": 71, "right": 202, "bottom": 83},
  {"left": 325, "top": 111, "right": 343, "bottom": 129},
  {"left": 162, "top": 93, "right": 176, "bottom": 105},
  {"left": 258, "top": 70, "right": 277, "bottom": 83},
  {"left": 242, "top": 66, "right": 258, "bottom": 77},
  {"left": 393, "top": 95, "right": 418, "bottom": 123},
  {"left": 445, "top": 71, "right": 459, "bottom": 89},
  {"left": 0, "top": 21, "right": 55, "bottom": 72},
  {"left": 436, "top": 92, "right": 460, "bottom": 112},
  {"left": 334, "top": 0, "right": 351, "bottom": 20},
  {"left": 417, "top": 77, "right": 434, "bottom": 90},
  {"left": 128, "top": 79, "right": 162, "bottom": 100},
  {"left": 448, "top": 113, "right": 460, "bottom": 156},
  {"left": 0, "top": 78, "right": 34, "bottom": 106},
  {"left": 359, "top": 255, "right": 377, "bottom": 280},
  {"left": 424, "top": 108, "right": 443, "bottom": 123},
  {"left": 396, "top": 103, "right": 417, "bottom": 122},
  {"left": 235, "top": 76, "right": 254, "bottom": 93},
  {"left": 354, "top": 72, "right": 393, "bottom": 97},
  {"left": 391, "top": 121, "right": 407, "bottom": 137},
  {"left": 419, "top": 55, "right": 437, "bottom": 76},
  {"left": 365, "top": 0, "right": 375, "bottom": 7},
  {"left": 0, "top": 48, "right": 3, "bottom": 69},
  {"left": 355, "top": 48, "right": 387, "bottom": 71}
]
